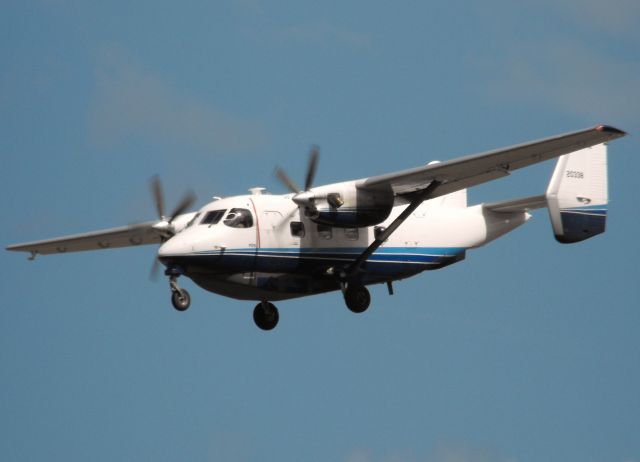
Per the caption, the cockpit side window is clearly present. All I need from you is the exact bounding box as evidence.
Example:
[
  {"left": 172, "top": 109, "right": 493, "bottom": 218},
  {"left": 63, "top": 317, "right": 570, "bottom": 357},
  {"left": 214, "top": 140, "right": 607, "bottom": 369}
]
[
  {"left": 201, "top": 209, "right": 226, "bottom": 226},
  {"left": 223, "top": 208, "right": 253, "bottom": 228}
]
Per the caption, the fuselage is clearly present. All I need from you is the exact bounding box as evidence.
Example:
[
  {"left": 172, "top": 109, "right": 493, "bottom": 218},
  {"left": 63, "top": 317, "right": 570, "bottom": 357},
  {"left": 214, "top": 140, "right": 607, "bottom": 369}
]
[{"left": 158, "top": 188, "right": 530, "bottom": 302}]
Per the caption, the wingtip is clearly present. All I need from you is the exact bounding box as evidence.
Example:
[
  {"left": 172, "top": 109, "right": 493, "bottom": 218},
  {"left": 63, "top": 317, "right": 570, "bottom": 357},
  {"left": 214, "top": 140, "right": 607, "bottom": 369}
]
[{"left": 596, "top": 124, "right": 627, "bottom": 136}]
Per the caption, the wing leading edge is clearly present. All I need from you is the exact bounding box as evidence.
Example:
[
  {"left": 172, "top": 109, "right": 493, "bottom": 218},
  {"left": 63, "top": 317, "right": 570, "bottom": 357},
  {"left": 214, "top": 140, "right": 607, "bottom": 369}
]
[
  {"left": 359, "top": 125, "right": 626, "bottom": 198},
  {"left": 6, "top": 221, "right": 165, "bottom": 257}
]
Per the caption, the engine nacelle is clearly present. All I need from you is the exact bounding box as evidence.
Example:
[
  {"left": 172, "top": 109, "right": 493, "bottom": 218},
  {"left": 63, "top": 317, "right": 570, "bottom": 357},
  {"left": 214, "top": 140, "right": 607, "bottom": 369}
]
[{"left": 297, "top": 181, "right": 395, "bottom": 228}]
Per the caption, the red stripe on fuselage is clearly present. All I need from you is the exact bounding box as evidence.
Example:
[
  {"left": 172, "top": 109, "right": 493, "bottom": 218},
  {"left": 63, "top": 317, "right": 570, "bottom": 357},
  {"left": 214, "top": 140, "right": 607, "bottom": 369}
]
[{"left": 249, "top": 197, "right": 261, "bottom": 250}]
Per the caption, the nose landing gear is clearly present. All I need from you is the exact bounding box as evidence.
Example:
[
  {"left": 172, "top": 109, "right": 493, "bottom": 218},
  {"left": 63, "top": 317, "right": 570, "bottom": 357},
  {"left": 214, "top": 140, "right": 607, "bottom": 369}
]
[
  {"left": 168, "top": 272, "right": 191, "bottom": 312},
  {"left": 171, "top": 287, "right": 191, "bottom": 311}
]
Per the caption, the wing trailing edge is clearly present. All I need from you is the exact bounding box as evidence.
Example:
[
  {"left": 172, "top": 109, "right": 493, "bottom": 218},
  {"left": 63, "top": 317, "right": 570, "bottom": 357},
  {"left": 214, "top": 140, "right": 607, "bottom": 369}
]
[{"left": 360, "top": 125, "right": 626, "bottom": 200}]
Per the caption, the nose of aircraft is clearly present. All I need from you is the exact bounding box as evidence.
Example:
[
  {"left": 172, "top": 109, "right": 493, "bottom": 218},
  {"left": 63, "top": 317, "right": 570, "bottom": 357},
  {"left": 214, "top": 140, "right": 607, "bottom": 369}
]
[{"left": 158, "top": 234, "right": 191, "bottom": 258}]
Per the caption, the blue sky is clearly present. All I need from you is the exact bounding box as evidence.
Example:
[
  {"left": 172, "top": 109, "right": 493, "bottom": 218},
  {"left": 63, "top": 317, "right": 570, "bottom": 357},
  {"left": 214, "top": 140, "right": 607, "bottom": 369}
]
[{"left": 1, "top": 1, "right": 639, "bottom": 461}]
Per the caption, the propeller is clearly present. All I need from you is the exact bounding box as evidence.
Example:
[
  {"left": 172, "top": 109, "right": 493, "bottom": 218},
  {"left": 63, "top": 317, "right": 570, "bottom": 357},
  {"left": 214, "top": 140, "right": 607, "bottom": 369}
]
[
  {"left": 275, "top": 168, "right": 301, "bottom": 195},
  {"left": 275, "top": 145, "right": 320, "bottom": 209},
  {"left": 150, "top": 176, "right": 197, "bottom": 225},
  {"left": 148, "top": 176, "right": 197, "bottom": 281},
  {"left": 304, "top": 145, "right": 319, "bottom": 191},
  {"left": 150, "top": 258, "right": 161, "bottom": 282}
]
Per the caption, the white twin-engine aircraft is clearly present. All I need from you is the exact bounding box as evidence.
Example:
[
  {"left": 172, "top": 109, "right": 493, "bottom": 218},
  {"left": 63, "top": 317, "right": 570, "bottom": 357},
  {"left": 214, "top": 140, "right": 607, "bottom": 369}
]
[{"left": 7, "top": 125, "right": 626, "bottom": 330}]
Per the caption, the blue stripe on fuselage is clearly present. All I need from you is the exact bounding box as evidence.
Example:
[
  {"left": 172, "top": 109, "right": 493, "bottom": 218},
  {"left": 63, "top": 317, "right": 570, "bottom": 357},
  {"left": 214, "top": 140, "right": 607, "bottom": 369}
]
[{"left": 167, "top": 246, "right": 466, "bottom": 279}]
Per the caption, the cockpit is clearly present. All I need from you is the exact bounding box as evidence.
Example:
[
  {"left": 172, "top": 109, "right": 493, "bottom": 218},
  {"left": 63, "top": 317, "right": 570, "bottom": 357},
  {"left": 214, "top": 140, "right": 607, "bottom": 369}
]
[
  {"left": 187, "top": 208, "right": 254, "bottom": 229},
  {"left": 201, "top": 209, "right": 226, "bottom": 225},
  {"left": 223, "top": 208, "right": 253, "bottom": 228}
]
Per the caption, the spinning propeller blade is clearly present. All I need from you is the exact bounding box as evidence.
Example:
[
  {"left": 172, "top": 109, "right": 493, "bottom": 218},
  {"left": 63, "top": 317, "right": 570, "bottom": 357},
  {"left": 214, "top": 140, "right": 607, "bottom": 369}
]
[
  {"left": 151, "top": 176, "right": 166, "bottom": 219},
  {"left": 304, "top": 145, "right": 319, "bottom": 191},
  {"left": 275, "top": 168, "right": 300, "bottom": 194},
  {"left": 275, "top": 145, "right": 320, "bottom": 194},
  {"left": 168, "top": 191, "right": 197, "bottom": 224},
  {"left": 148, "top": 176, "right": 198, "bottom": 282},
  {"left": 150, "top": 176, "right": 197, "bottom": 225},
  {"left": 149, "top": 258, "right": 161, "bottom": 282}
]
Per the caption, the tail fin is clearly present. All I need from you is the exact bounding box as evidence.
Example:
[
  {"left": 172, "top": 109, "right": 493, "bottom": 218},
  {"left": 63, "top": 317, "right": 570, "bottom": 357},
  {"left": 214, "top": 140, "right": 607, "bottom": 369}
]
[{"left": 546, "top": 143, "right": 608, "bottom": 243}]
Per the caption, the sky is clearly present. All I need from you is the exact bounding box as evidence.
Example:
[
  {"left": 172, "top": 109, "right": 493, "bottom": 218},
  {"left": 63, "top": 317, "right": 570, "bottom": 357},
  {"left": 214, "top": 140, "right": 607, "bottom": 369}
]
[{"left": 1, "top": 1, "right": 639, "bottom": 461}]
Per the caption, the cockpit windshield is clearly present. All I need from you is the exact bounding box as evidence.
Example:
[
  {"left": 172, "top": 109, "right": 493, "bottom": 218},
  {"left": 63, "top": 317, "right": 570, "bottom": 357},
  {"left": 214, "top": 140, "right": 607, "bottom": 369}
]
[
  {"left": 186, "top": 212, "right": 201, "bottom": 228},
  {"left": 201, "top": 209, "right": 226, "bottom": 226},
  {"left": 223, "top": 208, "right": 253, "bottom": 228}
]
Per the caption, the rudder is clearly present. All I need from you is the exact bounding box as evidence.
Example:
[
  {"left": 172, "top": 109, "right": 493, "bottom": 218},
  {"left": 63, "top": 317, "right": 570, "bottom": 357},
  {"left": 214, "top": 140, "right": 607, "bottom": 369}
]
[{"left": 546, "top": 143, "right": 608, "bottom": 243}]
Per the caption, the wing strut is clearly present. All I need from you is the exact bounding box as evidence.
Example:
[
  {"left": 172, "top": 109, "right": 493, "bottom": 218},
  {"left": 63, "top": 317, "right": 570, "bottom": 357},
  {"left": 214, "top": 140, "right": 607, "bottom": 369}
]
[{"left": 343, "top": 180, "right": 441, "bottom": 278}]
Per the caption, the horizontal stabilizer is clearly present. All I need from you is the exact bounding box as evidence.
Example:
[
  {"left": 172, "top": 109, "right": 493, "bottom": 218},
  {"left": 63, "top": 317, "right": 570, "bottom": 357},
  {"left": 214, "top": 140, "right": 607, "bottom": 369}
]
[{"left": 484, "top": 195, "right": 547, "bottom": 213}]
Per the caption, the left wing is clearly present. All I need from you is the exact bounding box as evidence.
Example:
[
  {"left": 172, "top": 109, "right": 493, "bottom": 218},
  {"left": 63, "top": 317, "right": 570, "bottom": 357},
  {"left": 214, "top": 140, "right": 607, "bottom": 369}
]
[
  {"left": 359, "top": 125, "right": 626, "bottom": 197},
  {"left": 6, "top": 222, "right": 165, "bottom": 257}
]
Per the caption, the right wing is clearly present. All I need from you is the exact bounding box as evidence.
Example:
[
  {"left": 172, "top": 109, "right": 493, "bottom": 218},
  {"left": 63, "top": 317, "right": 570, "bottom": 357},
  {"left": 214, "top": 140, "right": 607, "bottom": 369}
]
[
  {"left": 359, "top": 125, "right": 626, "bottom": 198},
  {"left": 6, "top": 221, "right": 166, "bottom": 257}
]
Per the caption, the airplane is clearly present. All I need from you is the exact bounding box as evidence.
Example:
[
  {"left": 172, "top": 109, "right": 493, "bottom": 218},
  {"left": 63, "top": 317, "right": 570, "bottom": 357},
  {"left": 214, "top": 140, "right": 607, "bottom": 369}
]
[{"left": 7, "top": 125, "right": 626, "bottom": 330}]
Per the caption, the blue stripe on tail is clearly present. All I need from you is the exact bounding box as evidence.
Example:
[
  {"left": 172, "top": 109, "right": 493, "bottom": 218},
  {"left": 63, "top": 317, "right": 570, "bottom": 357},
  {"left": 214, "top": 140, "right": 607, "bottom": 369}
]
[{"left": 557, "top": 205, "right": 607, "bottom": 243}]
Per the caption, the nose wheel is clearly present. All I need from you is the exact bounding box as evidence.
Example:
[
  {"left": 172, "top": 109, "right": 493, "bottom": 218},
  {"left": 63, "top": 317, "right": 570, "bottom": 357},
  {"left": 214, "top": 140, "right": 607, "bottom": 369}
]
[
  {"left": 253, "top": 301, "right": 279, "bottom": 330},
  {"left": 171, "top": 288, "right": 191, "bottom": 311},
  {"left": 168, "top": 274, "right": 191, "bottom": 312}
]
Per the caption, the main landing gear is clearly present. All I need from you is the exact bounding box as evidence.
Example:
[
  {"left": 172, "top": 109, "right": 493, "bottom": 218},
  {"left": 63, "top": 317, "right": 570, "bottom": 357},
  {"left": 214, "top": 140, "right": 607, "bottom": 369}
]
[
  {"left": 164, "top": 268, "right": 375, "bottom": 330},
  {"left": 252, "top": 284, "right": 371, "bottom": 331},
  {"left": 343, "top": 284, "right": 371, "bottom": 313},
  {"left": 253, "top": 301, "right": 279, "bottom": 331}
]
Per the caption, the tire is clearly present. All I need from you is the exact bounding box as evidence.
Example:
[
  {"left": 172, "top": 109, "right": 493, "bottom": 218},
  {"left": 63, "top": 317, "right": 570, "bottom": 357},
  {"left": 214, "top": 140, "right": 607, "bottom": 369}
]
[
  {"left": 344, "top": 285, "right": 370, "bottom": 313},
  {"left": 253, "top": 302, "right": 279, "bottom": 331},
  {"left": 171, "top": 289, "right": 191, "bottom": 311}
]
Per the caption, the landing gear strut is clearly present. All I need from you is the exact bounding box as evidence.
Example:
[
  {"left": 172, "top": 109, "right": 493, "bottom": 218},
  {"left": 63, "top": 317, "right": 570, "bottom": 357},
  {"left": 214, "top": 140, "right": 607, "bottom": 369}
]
[
  {"left": 169, "top": 274, "right": 191, "bottom": 311},
  {"left": 343, "top": 284, "right": 370, "bottom": 313},
  {"left": 253, "top": 301, "right": 279, "bottom": 331}
]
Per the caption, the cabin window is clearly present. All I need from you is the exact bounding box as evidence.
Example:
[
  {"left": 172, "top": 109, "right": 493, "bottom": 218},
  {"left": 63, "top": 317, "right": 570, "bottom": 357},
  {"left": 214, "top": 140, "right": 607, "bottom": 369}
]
[
  {"left": 317, "top": 224, "right": 332, "bottom": 240},
  {"left": 201, "top": 209, "right": 226, "bottom": 225},
  {"left": 223, "top": 208, "right": 254, "bottom": 228},
  {"left": 344, "top": 228, "right": 359, "bottom": 240},
  {"left": 290, "top": 221, "right": 305, "bottom": 238}
]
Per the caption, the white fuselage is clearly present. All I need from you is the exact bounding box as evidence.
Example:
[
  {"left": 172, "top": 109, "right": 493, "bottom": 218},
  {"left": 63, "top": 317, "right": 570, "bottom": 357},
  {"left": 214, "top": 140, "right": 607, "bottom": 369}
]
[{"left": 158, "top": 189, "right": 530, "bottom": 301}]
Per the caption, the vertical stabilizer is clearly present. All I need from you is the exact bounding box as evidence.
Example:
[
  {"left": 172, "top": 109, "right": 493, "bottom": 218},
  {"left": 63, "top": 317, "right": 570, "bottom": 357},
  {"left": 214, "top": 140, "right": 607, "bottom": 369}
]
[{"left": 546, "top": 143, "right": 608, "bottom": 243}]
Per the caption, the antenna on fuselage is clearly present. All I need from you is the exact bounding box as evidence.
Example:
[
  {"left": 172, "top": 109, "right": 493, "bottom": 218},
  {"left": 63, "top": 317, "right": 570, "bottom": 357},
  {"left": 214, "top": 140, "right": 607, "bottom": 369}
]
[{"left": 249, "top": 187, "right": 266, "bottom": 195}]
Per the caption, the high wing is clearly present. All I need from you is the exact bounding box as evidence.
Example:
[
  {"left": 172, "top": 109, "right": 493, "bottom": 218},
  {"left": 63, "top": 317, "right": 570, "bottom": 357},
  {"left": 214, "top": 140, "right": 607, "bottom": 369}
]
[
  {"left": 8, "top": 175, "right": 198, "bottom": 258},
  {"left": 359, "top": 125, "right": 626, "bottom": 197},
  {"left": 6, "top": 221, "right": 166, "bottom": 257}
]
